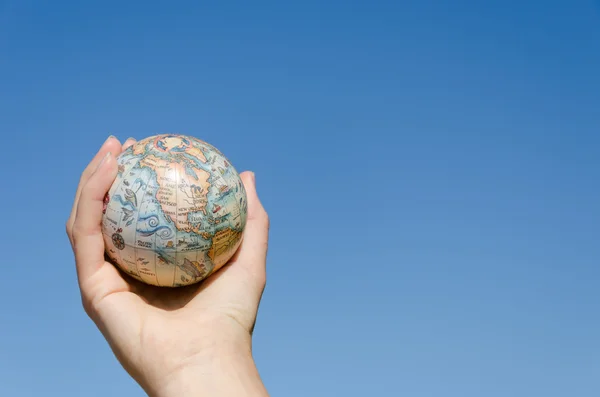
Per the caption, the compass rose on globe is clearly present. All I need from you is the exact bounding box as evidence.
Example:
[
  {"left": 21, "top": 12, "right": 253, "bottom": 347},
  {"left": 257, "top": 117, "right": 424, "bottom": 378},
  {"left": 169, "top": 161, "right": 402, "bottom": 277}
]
[{"left": 101, "top": 133, "right": 248, "bottom": 287}]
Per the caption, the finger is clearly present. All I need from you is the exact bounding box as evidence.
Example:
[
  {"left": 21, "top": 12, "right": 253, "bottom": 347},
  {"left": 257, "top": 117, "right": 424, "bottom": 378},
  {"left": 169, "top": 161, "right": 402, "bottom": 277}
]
[
  {"left": 233, "top": 171, "right": 270, "bottom": 284},
  {"left": 122, "top": 137, "right": 136, "bottom": 151},
  {"left": 67, "top": 136, "right": 122, "bottom": 243},
  {"left": 72, "top": 151, "right": 119, "bottom": 284}
]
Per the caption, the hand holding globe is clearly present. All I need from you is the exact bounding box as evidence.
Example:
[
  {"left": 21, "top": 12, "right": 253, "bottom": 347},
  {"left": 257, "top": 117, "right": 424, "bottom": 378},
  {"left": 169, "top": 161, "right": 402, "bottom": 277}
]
[{"left": 66, "top": 135, "right": 270, "bottom": 396}]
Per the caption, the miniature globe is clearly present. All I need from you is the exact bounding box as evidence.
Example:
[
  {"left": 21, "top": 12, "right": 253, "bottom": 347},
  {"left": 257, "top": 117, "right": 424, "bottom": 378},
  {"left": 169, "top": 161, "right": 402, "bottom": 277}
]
[{"left": 101, "top": 134, "right": 248, "bottom": 287}]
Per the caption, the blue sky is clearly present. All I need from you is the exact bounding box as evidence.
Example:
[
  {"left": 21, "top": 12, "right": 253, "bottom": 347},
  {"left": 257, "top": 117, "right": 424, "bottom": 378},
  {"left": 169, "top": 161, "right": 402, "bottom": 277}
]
[{"left": 1, "top": 1, "right": 599, "bottom": 396}]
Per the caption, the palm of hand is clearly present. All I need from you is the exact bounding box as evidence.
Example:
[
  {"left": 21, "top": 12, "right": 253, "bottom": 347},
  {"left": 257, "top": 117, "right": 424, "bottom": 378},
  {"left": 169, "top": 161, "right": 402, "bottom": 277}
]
[{"left": 67, "top": 137, "right": 268, "bottom": 393}]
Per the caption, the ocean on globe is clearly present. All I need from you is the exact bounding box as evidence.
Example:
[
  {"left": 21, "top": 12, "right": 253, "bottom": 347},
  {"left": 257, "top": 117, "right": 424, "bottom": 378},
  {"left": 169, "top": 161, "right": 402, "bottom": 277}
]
[{"left": 101, "top": 134, "right": 248, "bottom": 287}]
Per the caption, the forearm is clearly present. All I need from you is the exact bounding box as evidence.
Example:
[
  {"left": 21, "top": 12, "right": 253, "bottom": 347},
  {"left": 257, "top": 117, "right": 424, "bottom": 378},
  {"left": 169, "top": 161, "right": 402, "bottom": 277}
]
[{"left": 147, "top": 350, "right": 269, "bottom": 397}]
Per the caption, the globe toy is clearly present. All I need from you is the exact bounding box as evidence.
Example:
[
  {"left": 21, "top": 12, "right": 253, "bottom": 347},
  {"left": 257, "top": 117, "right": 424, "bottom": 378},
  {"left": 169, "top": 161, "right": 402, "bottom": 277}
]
[{"left": 101, "top": 134, "right": 248, "bottom": 287}]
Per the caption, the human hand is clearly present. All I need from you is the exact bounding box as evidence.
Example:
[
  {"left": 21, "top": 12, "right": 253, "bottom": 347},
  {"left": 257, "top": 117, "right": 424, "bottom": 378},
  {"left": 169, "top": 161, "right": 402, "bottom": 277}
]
[{"left": 66, "top": 136, "right": 270, "bottom": 397}]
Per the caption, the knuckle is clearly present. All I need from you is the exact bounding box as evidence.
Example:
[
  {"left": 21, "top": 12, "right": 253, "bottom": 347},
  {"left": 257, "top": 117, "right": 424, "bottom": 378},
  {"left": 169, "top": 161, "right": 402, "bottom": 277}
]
[
  {"left": 71, "top": 222, "right": 84, "bottom": 243},
  {"left": 261, "top": 209, "right": 270, "bottom": 229},
  {"left": 81, "top": 295, "right": 90, "bottom": 313},
  {"left": 65, "top": 223, "right": 75, "bottom": 246},
  {"left": 79, "top": 282, "right": 101, "bottom": 319},
  {"left": 80, "top": 295, "right": 94, "bottom": 317}
]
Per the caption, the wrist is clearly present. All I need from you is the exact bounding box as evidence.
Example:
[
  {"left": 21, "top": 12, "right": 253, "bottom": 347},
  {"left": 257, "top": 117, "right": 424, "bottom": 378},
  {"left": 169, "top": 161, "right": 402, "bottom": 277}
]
[{"left": 147, "top": 346, "right": 268, "bottom": 397}]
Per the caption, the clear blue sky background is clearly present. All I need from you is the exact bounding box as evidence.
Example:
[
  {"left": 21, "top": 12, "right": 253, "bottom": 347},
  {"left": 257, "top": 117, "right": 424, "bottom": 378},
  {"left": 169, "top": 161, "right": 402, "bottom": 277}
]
[{"left": 1, "top": 1, "right": 599, "bottom": 396}]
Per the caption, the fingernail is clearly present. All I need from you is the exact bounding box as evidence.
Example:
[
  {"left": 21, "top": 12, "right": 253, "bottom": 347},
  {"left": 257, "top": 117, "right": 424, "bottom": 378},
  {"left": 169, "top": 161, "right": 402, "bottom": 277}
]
[
  {"left": 250, "top": 172, "right": 256, "bottom": 186},
  {"left": 96, "top": 152, "right": 111, "bottom": 171}
]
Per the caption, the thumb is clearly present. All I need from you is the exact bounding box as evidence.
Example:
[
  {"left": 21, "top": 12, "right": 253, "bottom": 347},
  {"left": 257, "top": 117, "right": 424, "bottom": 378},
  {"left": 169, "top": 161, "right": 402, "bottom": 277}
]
[{"left": 234, "top": 171, "right": 270, "bottom": 285}]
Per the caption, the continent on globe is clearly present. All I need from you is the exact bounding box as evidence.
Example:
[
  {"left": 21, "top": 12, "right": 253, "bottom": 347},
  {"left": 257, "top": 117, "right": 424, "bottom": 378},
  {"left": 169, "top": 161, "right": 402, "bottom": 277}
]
[{"left": 101, "top": 133, "right": 248, "bottom": 287}]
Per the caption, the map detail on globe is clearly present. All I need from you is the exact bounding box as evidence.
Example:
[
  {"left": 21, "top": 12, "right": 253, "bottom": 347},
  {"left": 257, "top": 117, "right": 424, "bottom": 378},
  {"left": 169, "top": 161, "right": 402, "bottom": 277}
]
[{"left": 101, "top": 134, "right": 248, "bottom": 287}]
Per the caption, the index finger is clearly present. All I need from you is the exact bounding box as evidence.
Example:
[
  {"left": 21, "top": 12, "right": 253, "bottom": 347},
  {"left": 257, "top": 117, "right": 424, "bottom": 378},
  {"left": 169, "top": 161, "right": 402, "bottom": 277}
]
[{"left": 66, "top": 136, "right": 122, "bottom": 244}]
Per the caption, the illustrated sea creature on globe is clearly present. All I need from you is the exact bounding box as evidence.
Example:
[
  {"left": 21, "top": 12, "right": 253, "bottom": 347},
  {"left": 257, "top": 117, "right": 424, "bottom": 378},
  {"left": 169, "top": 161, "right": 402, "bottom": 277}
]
[{"left": 101, "top": 133, "right": 248, "bottom": 287}]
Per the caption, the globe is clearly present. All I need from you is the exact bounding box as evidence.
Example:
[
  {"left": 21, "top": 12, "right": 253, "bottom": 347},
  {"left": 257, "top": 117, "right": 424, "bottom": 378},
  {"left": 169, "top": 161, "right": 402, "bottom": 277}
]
[{"left": 101, "top": 133, "right": 248, "bottom": 287}]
